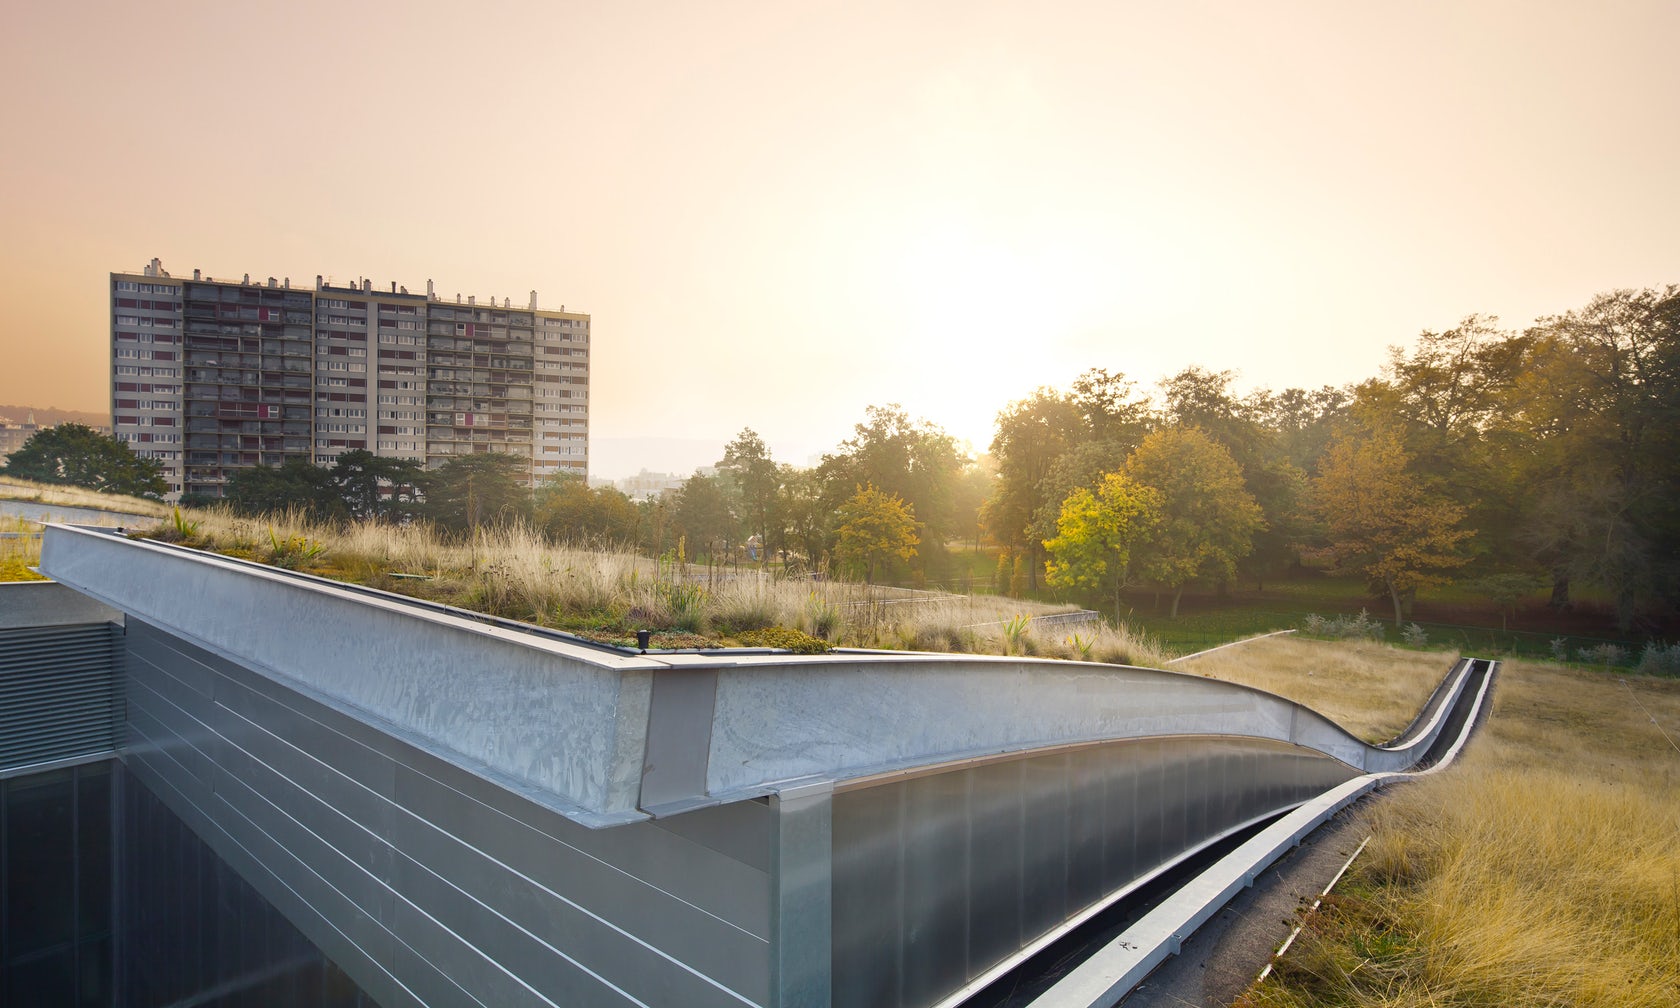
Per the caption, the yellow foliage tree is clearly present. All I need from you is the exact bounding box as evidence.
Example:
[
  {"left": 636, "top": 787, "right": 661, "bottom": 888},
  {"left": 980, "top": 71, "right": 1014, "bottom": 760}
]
[
  {"left": 1311, "top": 430, "right": 1473, "bottom": 626},
  {"left": 1125, "top": 427, "right": 1264, "bottom": 617},
  {"left": 834, "top": 483, "right": 920, "bottom": 583},
  {"left": 1043, "top": 472, "right": 1161, "bottom": 618}
]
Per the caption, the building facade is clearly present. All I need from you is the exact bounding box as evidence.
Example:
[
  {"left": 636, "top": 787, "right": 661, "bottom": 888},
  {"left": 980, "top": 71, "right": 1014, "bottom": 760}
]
[{"left": 111, "top": 259, "right": 589, "bottom": 500}]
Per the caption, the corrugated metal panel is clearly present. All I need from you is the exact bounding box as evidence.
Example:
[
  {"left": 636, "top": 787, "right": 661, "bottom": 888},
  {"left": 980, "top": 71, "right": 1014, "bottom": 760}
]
[
  {"left": 830, "top": 735, "right": 1361, "bottom": 1008},
  {"left": 122, "top": 618, "right": 772, "bottom": 1008},
  {"left": 0, "top": 623, "right": 122, "bottom": 773}
]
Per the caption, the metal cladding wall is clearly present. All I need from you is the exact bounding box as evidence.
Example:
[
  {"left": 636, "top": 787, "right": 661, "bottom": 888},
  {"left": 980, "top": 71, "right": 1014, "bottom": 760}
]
[
  {"left": 0, "top": 583, "right": 125, "bottom": 778},
  {"left": 121, "top": 619, "right": 773, "bottom": 1008},
  {"left": 828, "top": 737, "right": 1359, "bottom": 1008},
  {"left": 0, "top": 612, "right": 123, "bottom": 776}
]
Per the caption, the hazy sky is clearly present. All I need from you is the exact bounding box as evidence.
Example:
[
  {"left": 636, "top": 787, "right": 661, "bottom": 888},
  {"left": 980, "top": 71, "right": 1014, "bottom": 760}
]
[{"left": 3, "top": 1, "right": 1676, "bottom": 478}]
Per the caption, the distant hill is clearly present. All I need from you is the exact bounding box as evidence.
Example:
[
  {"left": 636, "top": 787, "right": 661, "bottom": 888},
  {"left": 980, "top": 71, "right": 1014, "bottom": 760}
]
[{"left": 0, "top": 404, "right": 109, "bottom": 429}]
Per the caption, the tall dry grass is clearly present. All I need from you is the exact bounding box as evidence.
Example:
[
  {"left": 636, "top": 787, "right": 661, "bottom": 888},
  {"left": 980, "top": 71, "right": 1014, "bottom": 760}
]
[
  {"left": 0, "top": 476, "right": 171, "bottom": 518},
  {"left": 1243, "top": 659, "right": 1680, "bottom": 1008},
  {"left": 0, "top": 515, "right": 46, "bottom": 582},
  {"left": 1175, "top": 635, "right": 1457, "bottom": 744},
  {"left": 122, "top": 505, "right": 1172, "bottom": 661}
]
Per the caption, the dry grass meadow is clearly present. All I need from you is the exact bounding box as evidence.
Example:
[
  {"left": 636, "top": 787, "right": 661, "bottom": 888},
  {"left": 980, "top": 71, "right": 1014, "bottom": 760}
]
[
  {"left": 1174, "top": 635, "right": 1460, "bottom": 744},
  {"left": 1, "top": 478, "right": 160, "bottom": 581},
  {"left": 1230, "top": 647, "right": 1680, "bottom": 1008},
  {"left": 0, "top": 476, "right": 172, "bottom": 519},
  {"left": 115, "top": 504, "right": 1172, "bottom": 662}
]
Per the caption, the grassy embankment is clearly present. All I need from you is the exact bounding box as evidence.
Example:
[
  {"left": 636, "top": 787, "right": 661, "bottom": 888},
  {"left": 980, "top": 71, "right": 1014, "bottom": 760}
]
[
  {"left": 1196, "top": 637, "right": 1680, "bottom": 1008},
  {"left": 0, "top": 476, "right": 172, "bottom": 519},
  {"left": 103, "top": 503, "right": 1168, "bottom": 661},
  {"left": 0, "top": 477, "right": 161, "bottom": 581}
]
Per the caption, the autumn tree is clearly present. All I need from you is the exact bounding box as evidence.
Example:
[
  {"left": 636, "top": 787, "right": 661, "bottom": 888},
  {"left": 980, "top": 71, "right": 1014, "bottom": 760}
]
[
  {"left": 983, "top": 370, "right": 1150, "bottom": 592},
  {"left": 834, "top": 483, "right": 920, "bottom": 583},
  {"left": 1353, "top": 316, "right": 1528, "bottom": 573},
  {"left": 535, "top": 475, "right": 637, "bottom": 545},
  {"left": 1310, "top": 430, "right": 1472, "bottom": 626},
  {"left": 1502, "top": 287, "right": 1680, "bottom": 629},
  {"left": 1042, "top": 472, "right": 1160, "bottom": 618},
  {"left": 820, "top": 405, "right": 964, "bottom": 577},
  {"left": 1125, "top": 427, "right": 1263, "bottom": 617},
  {"left": 2, "top": 423, "right": 166, "bottom": 500}
]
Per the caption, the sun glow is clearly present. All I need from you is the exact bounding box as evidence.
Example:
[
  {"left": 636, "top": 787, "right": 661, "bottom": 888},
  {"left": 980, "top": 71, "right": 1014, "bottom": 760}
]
[{"left": 873, "top": 213, "right": 1152, "bottom": 444}]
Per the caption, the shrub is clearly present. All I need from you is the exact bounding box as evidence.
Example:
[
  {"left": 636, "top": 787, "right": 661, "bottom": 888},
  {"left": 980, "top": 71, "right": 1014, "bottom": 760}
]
[
  {"left": 1401, "top": 623, "right": 1428, "bottom": 648},
  {"left": 804, "top": 592, "right": 840, "bottom": 640},
  {"left": 1576, "top": 642, "right": 1628, "bottom": 667},
  {"left": 266, "top": 528, "right": 326, "bottom": 570},
  {"left": 1635, "top": 641, "right": 1680, "bottom": 677},
  {"left": 1001, "top": 613, "right": 1031, "bottom": 656},
  {"left": 1300, "top": 609, "right": 1384, "bottom": 641},
  {"left": 736, "top": 627, "right": 831, "bottom": 654},
  {"left": 660, "top": 580, "right": 708, "bottom": 633}
]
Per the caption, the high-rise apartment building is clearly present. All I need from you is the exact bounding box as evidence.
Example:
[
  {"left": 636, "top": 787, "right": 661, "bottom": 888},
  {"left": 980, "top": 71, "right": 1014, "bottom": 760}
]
[{"left": 111, "top": 259, "right": 590, "bottom": 500}]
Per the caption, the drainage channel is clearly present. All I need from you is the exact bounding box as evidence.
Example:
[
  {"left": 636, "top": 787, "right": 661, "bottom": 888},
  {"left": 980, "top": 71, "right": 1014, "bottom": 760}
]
[
  {"left": 958, "top": 811, "right": 1290, "bottom": 1008},
  {"left": 968, "top": 657, "right": 1498, "bottom": 1008}
]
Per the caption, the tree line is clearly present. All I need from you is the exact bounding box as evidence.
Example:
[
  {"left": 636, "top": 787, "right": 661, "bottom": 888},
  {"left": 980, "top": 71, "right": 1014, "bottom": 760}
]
[
  {"left": 5, "top": 286, "right": 1673, "bottom": 631},
  {"left": 988, "top": 287, "right": 1679, "bottom": 632}
]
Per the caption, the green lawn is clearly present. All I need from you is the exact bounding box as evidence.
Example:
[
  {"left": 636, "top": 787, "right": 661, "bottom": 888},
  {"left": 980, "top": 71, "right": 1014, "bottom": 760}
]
[{"left": 898, "top": 548, "right": 1662, "bottom": 665}]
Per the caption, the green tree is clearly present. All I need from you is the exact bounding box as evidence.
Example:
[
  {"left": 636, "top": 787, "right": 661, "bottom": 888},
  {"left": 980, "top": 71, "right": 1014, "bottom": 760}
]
[
  {"left": 672, "top": 473, "right": 734, "bottom": 562},
  {"left": 1309, "top": 430, "right": 1473, "bottom": 627},
  {"left": 983, "top": 389, "right": 1085, "bottom": 590},
  {"left": 1125, "top": 427, "right": 1264, "bottom": 617},
  {"left": 982, "top": 370, "right": 1150, "bottom": 593},
  {"left": 1069, "top": 368, "right": 1153, "bottom": 445},
  {"left": 821, "top": 404, "right": 965, "bottom": 547},
  {"left": 226, "top": 458, "right": 344, "bottom": 518},
  {"left": 329, "top": 450, "right": 423, "bottom": 522},
  {"left": 1042, "top": 471, "right": 1160, "bottom": 618},
  {"left": 1253, "top": 385, "right": 1353, "bottom": 471},
  {"left": 834, "top": 483, "right": 920, "bottom": 583},
  {"left": 1157, "top": 367, "right": 1265, "bottom": 463},
  {"left": 1, "top": 423, "right": 166, "bottom": 499},
  {"left": 717, "top": 428, "right": 779, "bottom": 565},
  {"left": 635, "top": 493, "right": 676, "bottom": 558},
  {"left": 419, "top": 453, "right": 531, "bottom": 534},
  {"left": 778, "top": 465, "right": 830, "bottom": 574}
]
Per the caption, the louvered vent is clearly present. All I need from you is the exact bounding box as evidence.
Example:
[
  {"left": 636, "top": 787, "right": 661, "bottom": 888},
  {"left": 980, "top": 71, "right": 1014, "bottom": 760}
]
[{"left": 0, "top": 623, "right": 122, "bottom": 773}]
